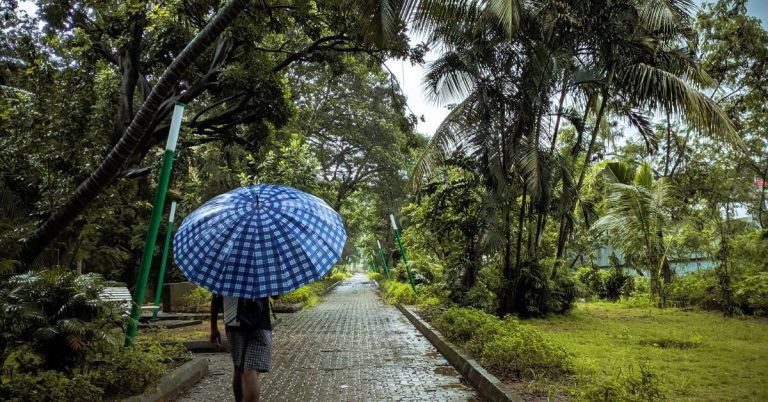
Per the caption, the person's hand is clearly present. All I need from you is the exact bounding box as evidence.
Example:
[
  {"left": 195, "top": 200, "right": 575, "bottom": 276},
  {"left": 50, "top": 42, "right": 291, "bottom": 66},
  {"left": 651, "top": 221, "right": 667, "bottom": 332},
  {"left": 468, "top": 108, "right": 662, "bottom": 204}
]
[{"left": 210, "top": 328, "right": 223, "bottom": 351}]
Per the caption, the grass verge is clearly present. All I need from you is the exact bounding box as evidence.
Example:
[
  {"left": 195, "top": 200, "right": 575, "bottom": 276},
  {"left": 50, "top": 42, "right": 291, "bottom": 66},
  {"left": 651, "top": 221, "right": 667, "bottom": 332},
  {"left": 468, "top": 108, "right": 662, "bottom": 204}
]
[{"left": 528, "top": 301, "right": 768, "bottom": 401}]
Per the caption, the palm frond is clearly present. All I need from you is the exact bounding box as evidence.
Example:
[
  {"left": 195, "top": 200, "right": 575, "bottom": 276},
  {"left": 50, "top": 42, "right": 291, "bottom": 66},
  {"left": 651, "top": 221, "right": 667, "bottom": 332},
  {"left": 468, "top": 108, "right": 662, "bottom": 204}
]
[
  {"left": 616, "top": 62, "right": 740, "bottom": 146},
  {"left": 516, "top": 143, "right": 552, "bottom": 207},
  {"left": 600, "top": 161, "right": 637, "bottom": 184},
  {"left": 409, "top": 95, "right": 478, "bottom": 189},
  {"left": 637, "top": 0, "right": 696, "bottom": 35},
  {"left": 621, "top": 108, "right": 658, "bottom": 154},
  {"left": 486, "top": 0, "right": 523, "bottom": 37},
  {"left": 423, "top": 51, "right": 478, "bottom": 105}
]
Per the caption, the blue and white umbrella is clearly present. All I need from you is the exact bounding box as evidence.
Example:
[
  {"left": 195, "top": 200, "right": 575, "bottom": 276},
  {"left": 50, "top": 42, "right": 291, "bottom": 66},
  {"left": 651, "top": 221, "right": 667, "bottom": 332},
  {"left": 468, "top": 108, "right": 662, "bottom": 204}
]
[{"left": 173, "top": 185, "right": 346, "bottom": 300}]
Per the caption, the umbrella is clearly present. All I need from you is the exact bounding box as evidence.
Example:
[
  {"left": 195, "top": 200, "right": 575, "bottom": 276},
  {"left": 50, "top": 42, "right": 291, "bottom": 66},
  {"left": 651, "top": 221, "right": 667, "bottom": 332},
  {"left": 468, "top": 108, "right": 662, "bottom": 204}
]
[{"left": 173, "top": 185, "right": 346, "bottom": 299}]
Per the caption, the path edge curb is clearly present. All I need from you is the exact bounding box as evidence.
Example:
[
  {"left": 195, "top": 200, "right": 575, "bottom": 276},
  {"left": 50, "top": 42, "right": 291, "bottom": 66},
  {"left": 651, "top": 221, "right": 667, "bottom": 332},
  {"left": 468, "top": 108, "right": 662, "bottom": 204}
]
[
  {"left": 122, "top": 355, "right": 208, "bottom": 402},
  {"left": 396, "top": 304, "right": 525, "bottom": 402}
]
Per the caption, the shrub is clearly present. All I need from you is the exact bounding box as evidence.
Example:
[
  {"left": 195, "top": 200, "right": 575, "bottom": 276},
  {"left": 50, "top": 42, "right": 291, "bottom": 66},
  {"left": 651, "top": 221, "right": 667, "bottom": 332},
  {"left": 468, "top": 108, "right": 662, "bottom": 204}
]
[
  {"left": 327, "top": 270, "right": 352, "bottom": 284},
  {"left": 382, "top": 280, "right": 419, "bottom": 305},
  {"left": 90, "top": 345, "right": 166, "bottom": 397},
  {"left": 433, "top": 307, "right": 497, "bottom": 343},
  {"left": 733, "top": 272, "right": 768, "bottom": 315},
  {"left": 280, "top": 285, "right": 319, "bottom": 305},
  {"left": 434, "top": 307, "right": 572, "bottom": 380},
  {"left": 603, "top": 268, "right": 632, "bottom": 301},
  {"left": 367, "top": 272, "right": 384, "bottom": 282},
  {"left": 0, "top": 269, "right": 124, "bottom": 373},
  {"left": 0, "top": 371, "right": 103, "bottom": 402},
  {"left": 575, "top": 266, "right": 604, "bottom": 299},
  {"left": 574, "top": 266, "right": 632, "bottom": 301},
  {"left": 668, "top": 270, "right": 719, "bottom": 310},
  {"left": 574, "top": 365, "right": 666, "bottom": 402},
  {"left": 479, "top": 327, "right": 571, "bottom": 379},
  {"left": 181, "top": 286, "right": 212, "bottom": 312}
]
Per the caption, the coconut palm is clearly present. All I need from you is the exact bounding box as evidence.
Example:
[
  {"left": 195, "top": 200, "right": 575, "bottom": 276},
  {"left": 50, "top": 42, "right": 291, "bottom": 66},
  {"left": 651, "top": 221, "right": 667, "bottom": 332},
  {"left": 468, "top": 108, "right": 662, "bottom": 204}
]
[{"left": 591, "top": 161, "right": 673, "bottom": 301}]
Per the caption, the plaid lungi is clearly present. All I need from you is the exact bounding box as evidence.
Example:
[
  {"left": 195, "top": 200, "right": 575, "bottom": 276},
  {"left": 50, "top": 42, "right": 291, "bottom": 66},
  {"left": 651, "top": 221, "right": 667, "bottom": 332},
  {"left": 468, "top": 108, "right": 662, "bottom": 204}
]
[{"left": 227, "top": 327, "right": 272, "bottom": 372}]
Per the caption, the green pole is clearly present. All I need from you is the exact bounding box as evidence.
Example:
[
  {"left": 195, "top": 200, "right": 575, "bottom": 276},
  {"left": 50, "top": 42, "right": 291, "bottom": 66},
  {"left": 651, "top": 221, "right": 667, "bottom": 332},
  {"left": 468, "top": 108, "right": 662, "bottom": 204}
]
[
  {"left": 152, "top": 200, "right": 177, "bottom": 320},
  {"left": 391, "top": 214, "right": 416, "bottom": 292},
  {"left": 377, "top": 240, "right": 390, "bottom": 280},
  {"left": 125, "top": 103, "right": 186, "bottom": 346}
]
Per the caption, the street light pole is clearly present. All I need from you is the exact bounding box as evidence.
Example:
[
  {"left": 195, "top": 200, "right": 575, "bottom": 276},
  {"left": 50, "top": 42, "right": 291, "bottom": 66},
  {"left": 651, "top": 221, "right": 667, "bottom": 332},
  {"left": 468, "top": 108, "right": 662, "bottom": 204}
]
[
  {"left": 377, "top": 240, "right": 390, "bottom": 280},
  {"left": 390, "top": 214, "right": 416, "bottom": 292},
  {"left": 125, "top": 103, "right": 185, "bottom": 346},
  {"left": 152, "top": 200, "right": 177, "bottom": 320}
]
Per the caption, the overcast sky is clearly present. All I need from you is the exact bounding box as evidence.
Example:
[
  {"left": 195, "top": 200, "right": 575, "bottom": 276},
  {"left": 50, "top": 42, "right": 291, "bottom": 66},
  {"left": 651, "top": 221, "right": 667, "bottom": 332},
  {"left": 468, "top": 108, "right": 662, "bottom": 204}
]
[{"left": 387, "top": 1, "right": 768, "bottom": 137}]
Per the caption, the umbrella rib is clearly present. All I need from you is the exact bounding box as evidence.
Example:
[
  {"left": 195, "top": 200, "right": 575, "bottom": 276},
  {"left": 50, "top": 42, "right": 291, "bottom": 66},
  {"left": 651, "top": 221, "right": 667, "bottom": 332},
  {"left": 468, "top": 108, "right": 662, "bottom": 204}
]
[
  {"left": 263, "top": 208, "right": 326, "bottom": 293},
  {"left": 268, "top": 208, "right": 344, "bottom": 260}
]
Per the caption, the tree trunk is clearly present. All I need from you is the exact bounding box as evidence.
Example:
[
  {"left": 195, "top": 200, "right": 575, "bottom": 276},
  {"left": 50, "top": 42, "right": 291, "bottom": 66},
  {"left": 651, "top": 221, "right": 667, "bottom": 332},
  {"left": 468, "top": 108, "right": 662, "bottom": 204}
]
[
  {"left": 554, "top": 72, "right": 613, "bottom": 274},
  {"left": 17, "top": 0, "right": 249, "bottom": 267},
  {"left": 499, "top": 205, "right": 514, "bottom": 316},
  {"left": 549, "top": 75, "right": 570, "bottom": 153},
  {"left": 514, "top": 187, "right": 527, "bottom": 277}
]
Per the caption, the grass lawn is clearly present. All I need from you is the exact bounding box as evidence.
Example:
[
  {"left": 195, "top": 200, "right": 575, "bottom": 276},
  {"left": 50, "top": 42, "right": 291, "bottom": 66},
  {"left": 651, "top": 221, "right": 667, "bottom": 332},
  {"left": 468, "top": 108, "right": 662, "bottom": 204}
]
[{"left": 528, "top": 302, "right": 768, "bottom": 401}]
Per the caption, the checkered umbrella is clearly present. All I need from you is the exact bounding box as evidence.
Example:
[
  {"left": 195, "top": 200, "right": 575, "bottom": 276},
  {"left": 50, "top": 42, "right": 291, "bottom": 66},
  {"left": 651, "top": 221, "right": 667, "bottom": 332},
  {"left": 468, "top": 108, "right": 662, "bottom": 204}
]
[{"left": 173, "top": 185, "right": 346, "bottom": 300}]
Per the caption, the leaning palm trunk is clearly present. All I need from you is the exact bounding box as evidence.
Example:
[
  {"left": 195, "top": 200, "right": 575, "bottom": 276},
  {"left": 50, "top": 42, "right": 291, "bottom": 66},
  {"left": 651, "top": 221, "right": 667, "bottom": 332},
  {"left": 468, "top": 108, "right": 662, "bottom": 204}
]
[{"left": 17, "top": 0, "right": 248, "bottom": 267}]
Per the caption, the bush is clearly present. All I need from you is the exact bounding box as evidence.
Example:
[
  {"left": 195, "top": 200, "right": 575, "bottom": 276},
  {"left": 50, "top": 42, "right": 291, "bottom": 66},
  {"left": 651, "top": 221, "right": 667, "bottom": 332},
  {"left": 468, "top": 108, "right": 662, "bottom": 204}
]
[
  {"left": 382, "top": 280, "right": 419, "bottom": 305},
  {"left": 367, "top": 271, "right": 384, "bottom": 282},
  {"left": 575, "top": 266, "right": 604, "bottom": 299},
  {"left": 0, "top": 371, "right": 103, "bottom": 402},
  {"left": 181, "top": 286, "right": 212, "bottom": 312},
  {"left": 733, "top": 272, "right": 768, "bottom": 315},
  {"left": 574, "top": 365, "right": 666, "bottom": 402},
  {"left": 434, "top": 307, "right": 572, "bottom": 380},
  {"left": 575, "top": 266, "right": 632, "bottom": 301},
  {"left": 0, "top": 269, "right": 125, "bottom": 373},
  {"left": 434, "top": 307, "right": 498, "bottom": 343},
  {"left": 280, "top": 284, "right": 320, "bottom": 305},
  {"left": 668, "top": 270, "right": 719, "bottom": 310},
  {"left": 90, "top": 346, "right": 165, "bottom": 397},
  {"left": 327, "top": 270, "right": 352, "bottom": 284}
]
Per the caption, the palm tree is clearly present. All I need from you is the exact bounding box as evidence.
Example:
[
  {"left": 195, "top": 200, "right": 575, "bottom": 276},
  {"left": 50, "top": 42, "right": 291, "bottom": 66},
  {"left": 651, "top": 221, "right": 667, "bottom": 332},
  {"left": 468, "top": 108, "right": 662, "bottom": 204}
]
[
  {"left": 17, "top": 0, "right": 527, "bottom": 268},
  {"left": 552, "top": 0, "right": 739, "bottom": 268},
  {"left": 591, "top": 161, "right": 673, "bottom": 301}
]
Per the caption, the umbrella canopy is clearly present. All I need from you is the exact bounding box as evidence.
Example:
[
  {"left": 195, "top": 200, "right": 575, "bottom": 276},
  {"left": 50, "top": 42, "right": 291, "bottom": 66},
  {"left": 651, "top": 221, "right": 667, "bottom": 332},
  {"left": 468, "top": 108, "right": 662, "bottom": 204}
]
[{"left": 173, "top": 185, "right": 346, "bottom": 299}]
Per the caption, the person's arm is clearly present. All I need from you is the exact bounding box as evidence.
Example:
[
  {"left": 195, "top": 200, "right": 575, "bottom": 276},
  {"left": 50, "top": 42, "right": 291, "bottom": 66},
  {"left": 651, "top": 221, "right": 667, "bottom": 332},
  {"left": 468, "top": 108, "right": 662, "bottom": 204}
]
[{"left": 209, "top": 294, "right": 222, "bottom": 350}]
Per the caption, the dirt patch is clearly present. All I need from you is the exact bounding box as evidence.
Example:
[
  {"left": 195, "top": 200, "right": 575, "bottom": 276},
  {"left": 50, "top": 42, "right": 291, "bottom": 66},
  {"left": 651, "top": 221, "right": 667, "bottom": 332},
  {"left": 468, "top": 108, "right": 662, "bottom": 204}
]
[{"left": 434, "top": 366, "right": 459, "bottom": 376}]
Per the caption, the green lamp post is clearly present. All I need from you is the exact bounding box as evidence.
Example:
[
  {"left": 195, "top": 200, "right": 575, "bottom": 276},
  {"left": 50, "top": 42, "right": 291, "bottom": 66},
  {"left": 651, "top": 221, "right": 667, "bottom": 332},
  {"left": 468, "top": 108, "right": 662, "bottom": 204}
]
[
  {"left": 125, "top": 103, "right": 186, "bottom": 346},
  {"left": 151, "top": 200, "right": 177, "bottom": 320},
  {"left": 390, "top": 214, "right": 416, "bottom": 292},
  {"left": 377, "top": 240, "right": 390, "bottom": 280}
]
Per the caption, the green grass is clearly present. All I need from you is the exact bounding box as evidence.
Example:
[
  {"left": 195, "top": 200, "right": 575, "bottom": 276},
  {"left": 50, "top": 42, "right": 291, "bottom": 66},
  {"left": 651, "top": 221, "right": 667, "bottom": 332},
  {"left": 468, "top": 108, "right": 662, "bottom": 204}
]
[{"left": 528, "top": 301, "right": 768, "bottom": 401}]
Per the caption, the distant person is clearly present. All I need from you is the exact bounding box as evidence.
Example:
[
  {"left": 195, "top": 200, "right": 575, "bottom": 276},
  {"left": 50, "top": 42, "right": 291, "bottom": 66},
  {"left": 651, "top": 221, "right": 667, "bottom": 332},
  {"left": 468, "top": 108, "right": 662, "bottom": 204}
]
[{"left": 210, "top": 294, "right": 272, "bottom": 402}]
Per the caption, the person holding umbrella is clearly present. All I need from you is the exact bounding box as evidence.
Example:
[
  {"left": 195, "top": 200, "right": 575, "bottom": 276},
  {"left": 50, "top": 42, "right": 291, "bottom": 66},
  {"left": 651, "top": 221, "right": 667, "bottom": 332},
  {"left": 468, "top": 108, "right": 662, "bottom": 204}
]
[{"left": 174, "top": 185, "right": 346, "bottom": 402}]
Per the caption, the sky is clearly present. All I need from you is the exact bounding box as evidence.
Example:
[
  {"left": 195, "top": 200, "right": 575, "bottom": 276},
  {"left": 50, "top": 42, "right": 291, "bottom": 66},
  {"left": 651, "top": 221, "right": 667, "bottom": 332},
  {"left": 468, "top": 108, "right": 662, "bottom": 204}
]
[{"left": 386, "top": 1, "right": 768, "bottom": 137}]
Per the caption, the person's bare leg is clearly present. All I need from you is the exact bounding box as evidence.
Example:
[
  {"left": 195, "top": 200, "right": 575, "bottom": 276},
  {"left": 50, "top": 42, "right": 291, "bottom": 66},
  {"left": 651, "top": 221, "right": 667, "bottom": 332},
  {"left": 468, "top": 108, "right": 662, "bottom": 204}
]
[
  {"left": 241, "top": 369, "right": 260, "bottom": 402},
  {"left": 233, "top": 367, "right": 243, "bottom": 402}
]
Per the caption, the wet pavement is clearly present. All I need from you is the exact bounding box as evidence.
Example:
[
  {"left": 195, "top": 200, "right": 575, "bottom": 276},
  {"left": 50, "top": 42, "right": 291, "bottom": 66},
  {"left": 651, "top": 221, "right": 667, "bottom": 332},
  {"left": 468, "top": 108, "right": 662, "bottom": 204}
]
[{"left": 175, "top": 273, "right": 480, "bottom": 401}]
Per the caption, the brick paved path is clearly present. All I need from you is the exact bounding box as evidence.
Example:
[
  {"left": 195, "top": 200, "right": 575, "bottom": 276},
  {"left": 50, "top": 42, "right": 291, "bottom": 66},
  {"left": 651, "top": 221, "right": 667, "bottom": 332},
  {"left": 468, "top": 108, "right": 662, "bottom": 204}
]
[{"left": 176, "top": 273, "right": 480, "bottom": 401}]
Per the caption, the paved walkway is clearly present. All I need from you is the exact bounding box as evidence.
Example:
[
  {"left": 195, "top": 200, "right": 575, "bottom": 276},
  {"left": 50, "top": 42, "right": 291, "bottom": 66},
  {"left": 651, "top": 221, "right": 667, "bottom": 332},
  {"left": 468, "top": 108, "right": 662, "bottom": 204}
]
[{"left": 176, "top": 273, "right": 480, "bottom": 401}]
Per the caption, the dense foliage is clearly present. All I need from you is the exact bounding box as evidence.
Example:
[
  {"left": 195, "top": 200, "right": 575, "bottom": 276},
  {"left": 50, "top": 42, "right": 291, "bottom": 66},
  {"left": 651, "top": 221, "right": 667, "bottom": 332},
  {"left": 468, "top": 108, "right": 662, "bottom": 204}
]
[{"left": 0, "top": 268, "right": 190, "bottom": 400}]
